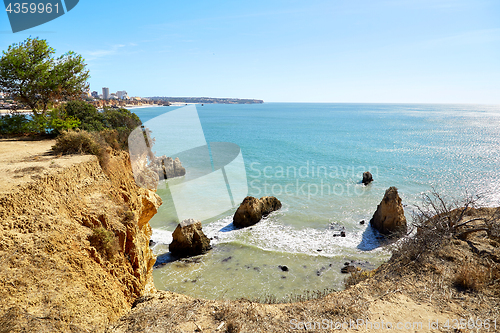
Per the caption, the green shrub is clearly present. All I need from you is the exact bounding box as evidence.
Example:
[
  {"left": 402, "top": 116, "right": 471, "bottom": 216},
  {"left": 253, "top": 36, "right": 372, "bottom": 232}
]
[
  {"left": 102, "top": 107, "right": 141, "bottom": 149},
  {"left": 46, "top": 109, "right": 81, "bottom": 135},
  {"left": 102, "top": 107, "right": 141, "bottom": 131},
  {"left": 58, "top": 102, "right": 141, "bottom": 149},
  {"left": 0, "top": 113, "right": 30, "bottom": 134},
  {"left": 63, "top": 101, "right": 105, "bottom": 132},
  {"left": 52, "top": 129, "right": 101, "bottom": 155},
  {"left": 2, "top": 101, "right": 141, "bottom": 150},
  {"left": 0, "top": 110, "right": 80, "bottom": 135}
]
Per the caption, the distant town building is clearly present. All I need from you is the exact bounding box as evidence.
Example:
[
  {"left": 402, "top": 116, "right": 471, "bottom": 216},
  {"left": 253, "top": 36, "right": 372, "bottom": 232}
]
[
  {"left": 110, "top": 93, "right": 118, "bottom": 100},
  {"left": 117, "top": 90, "right": 128, "bottom": 100},
  {"left": 91, "top": 91, "right": 99, "bottom": 98},
  {"left": 102, "top": 87, "right": 110, "bottom": 100}
]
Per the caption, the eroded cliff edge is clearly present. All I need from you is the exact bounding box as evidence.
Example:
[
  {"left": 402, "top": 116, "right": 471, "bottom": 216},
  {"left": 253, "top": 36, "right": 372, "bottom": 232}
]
[{"left": 0, "top": 148, "right": 161, "bottom": 332}]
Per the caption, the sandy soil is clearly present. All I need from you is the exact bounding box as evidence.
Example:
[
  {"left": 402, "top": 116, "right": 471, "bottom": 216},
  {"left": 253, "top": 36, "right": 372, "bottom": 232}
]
[{"left": 0, "top": 138, "right": 92, "bottom": 194}]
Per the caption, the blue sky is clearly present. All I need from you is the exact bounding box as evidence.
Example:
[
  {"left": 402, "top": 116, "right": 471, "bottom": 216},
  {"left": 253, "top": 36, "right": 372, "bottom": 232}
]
[{"left": 1, "top": 0, "right": 499, "bottom": 103}]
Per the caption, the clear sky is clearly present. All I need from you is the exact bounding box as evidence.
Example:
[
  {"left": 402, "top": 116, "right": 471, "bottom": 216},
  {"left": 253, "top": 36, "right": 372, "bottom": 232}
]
[{"left": 1, "top": 0, "right": 499, "bottom": 103}]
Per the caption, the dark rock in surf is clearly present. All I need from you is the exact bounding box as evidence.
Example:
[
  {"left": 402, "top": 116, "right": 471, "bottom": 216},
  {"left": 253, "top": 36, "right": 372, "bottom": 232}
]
[
  {"left": 362, "top": 171, "right": 373, "bottom": 185},
  {"left": 233, "top": 196, "right": 282, "bottom": 228},
  {"left": 279, "top": 265, "right": 289, "bottom": 272},
  {"left": 341, "top": 265, "right": 358, "bottom": 274},
  {"left": 169, "top": 219, "right": 211, "bottom": 257}
]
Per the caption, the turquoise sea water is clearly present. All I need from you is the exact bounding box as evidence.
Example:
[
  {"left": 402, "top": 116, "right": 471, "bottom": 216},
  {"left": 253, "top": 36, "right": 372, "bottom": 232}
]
[{"left": 133, "top": 103, "right": 500, "bottom": 300}]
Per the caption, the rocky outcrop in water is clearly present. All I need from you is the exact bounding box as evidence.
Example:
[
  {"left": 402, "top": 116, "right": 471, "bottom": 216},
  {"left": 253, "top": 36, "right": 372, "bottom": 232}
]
[
  {"left": 233, "top": 196, "right": 282, "bottom": 228},
  {"left": 169, "top": 219, "right": 211, "bottom": 257},
  {"left": 151, "top": 156, "right": 186, "bottom": 179},
  {"left": 131, "top": 151, "right": 185, "bottom": 190},
  {"left": 362, "top": 171, "right": 373, "bottom": 185},
  {"left": 370, "top": 186, "right": 407, "bottom": 236}
]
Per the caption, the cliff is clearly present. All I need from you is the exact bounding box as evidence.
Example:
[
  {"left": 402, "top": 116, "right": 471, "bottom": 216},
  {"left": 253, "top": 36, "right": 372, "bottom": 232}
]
[{"left": 0, "top": 145, "right": 161, "bottom": 332}]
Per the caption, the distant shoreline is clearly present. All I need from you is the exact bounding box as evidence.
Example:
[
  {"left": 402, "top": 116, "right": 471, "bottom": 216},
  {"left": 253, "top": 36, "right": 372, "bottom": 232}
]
[{"left": 148, "top": 97, "right": 264, "bottom": 104}]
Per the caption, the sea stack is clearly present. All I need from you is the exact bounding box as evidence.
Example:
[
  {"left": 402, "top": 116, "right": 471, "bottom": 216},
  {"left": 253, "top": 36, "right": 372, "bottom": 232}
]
[
  {"left": 233, "top": 196, "right": 282, "bottom": 228},
  {"left": 169, "top": 219, "right": 211, "bottom": 257},
  {"left": 154, "top": 156, "right": 186, "bottom": 178},
  {"left": 362, "top": 171, "right": 373, "bottom": 185},
  {"left": 370, "top": 187, "right": 407, "bottom": 236}
]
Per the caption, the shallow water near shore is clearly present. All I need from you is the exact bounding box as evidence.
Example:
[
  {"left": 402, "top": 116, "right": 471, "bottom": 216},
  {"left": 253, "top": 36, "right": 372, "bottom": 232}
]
[{"left": 134, "top": 103, "right": 500, "bottom": 300}]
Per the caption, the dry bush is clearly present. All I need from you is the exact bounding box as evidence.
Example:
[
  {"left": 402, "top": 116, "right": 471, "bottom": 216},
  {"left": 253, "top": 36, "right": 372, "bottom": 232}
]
[
  {"left": 52, "top": 129, "right": 102, "bottom": 155},
  {"left": 454, "top": 262, "right": 489, "bottom": 291},
  {"left": 52, "top": 129, "right": 117, "bottom": 176},
  {"left": 250, "top": 288, "right": 336, "bottom": 304},
  {"left": 88, "top": 227, "right": 118, "bottom": 260},
  {"left": 391, "top": 189, "right": 485, "bottom": 266},
  {"left": 99, "top": 129, "right": 122, "bottom": 150},
  {"left": 344, "top": 270, "right": 376, "bottom": 289}
]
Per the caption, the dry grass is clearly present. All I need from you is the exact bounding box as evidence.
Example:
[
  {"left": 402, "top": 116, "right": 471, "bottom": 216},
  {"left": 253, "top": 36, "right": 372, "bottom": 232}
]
[
  {"left": 249, "top": 288, "right": 336, "bottom": 304},
  {"left": 454, "top": 261, "right": 489, "bottom": 291},
  {"left": 344, "top": 270, "right": 376, "bottom": 289}
]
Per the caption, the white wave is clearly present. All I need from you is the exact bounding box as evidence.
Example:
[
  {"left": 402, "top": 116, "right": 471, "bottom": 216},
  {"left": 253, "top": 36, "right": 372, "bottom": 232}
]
[
  {"left": 200, "top": 212, "right": 383, "bottom": 257},
  {"left": 150, "top": 198, "right": 385, "bottom": 257},
  {"left": 151, "top": 228, "right": 173, "bottom": 245}
]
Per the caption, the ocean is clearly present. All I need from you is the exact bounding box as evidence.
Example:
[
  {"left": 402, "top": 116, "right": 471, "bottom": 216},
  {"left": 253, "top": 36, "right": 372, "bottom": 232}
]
[{"left": 133, "top": 103, "right": 500, "bottom": 300}]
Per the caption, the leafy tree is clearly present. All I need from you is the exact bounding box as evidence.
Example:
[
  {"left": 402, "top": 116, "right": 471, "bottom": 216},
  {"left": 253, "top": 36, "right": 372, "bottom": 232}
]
[{"left": 0, "top": 37, "right": 89, "bottom": 116}]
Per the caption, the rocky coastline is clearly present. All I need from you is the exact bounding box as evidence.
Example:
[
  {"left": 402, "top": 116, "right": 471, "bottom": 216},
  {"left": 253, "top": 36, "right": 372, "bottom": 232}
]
[{"left": 1, "top": 140, "right": 499, "bottom": 332}]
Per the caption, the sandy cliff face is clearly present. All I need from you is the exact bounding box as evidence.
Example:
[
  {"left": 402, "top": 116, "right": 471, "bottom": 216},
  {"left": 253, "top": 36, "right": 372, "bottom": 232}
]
[{"left": 0, "top": 149, "right": 161, "bottom": 332}]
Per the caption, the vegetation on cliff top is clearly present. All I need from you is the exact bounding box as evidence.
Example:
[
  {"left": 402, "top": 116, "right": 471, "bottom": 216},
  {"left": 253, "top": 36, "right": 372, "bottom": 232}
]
[
  {"left": 0, "top": 37, "right": 89, "bottom": 116},
  {"left": 51, "top": 102, "right": 141, "bottom": 158},
  {"left": 0, "top": 38, "right": 140, "bottom": 141}
]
